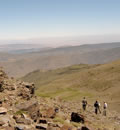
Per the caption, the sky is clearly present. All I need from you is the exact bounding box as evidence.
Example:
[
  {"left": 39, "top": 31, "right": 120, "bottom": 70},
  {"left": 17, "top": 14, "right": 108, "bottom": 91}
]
[{"left": 0, "top": 0, "right": 120, "bottom": 45}]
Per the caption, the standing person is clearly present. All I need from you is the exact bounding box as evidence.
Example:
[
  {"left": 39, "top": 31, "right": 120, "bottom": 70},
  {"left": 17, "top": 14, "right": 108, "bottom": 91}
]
[
  {"left": 98, "top": 102, "right": 101, "bottom": 114},
  {"left": 103, "top": 102, "right": 107, "bottom": 116},
  {"left": 94, "top": 100, "right": 99, "bottom": 114},
  {"left": 82, "top": 97, "right": 87, "bottom": 111}
]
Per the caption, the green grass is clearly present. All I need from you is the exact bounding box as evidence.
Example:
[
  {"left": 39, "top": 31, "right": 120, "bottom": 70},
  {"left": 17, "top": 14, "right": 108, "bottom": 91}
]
[
  {"left": 53, "top": 117, "right": 65, "bottom": 124},
  {"left": 14, "top": 110, "right": 28, "bottom": 115},
  {"left": 71, "top": 122, "right": 81, "bottom": 127},
  {"left": 21, "top": 60, "right": 120, "bottom": 112}
]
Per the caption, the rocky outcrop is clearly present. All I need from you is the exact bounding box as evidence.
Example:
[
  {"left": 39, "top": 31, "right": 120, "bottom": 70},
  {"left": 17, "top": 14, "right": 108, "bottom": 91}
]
[
  {"left": 17, "top": 82, "right": 35, "bottom": 100},
  {"left": 0, "top": 67, "right": 120, "bottom": 130},
  {"left": 0, "top": 68, "right": 37, "bottom": 129}
]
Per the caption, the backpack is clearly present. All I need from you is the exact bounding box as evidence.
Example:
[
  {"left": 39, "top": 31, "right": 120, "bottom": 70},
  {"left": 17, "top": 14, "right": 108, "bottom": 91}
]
[{"left": 94, "top": 102, "right": 99, "bottom": 108}]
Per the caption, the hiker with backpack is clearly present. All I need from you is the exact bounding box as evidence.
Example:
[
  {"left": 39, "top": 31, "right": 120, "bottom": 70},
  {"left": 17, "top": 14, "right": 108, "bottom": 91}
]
[
  {"left": 103, "top": 102, "right": 107, "bottom": 116},
  {"left": 82, "top": 97, "right": 87, "bottom": 111},
  {"left": 94, "top": 100, "right": 100, "bottom": 114}
]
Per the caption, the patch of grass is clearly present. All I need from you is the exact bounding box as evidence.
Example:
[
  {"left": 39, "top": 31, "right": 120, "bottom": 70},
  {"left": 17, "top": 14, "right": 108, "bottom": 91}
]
[
  {"left": 53, "top": 117, "right": 65, "bottom": 124},
  {"left": 15, "top": 110, "right": 28, "bottom": 115},
  {"left": 62, "top": 90, "right": 94, "bottom": 101},
  {"left": 71, "top": 122, "right": 81, "bottom": 127},
  {"left": 36, "top": 89, "right": 67, "bottom": 97}
]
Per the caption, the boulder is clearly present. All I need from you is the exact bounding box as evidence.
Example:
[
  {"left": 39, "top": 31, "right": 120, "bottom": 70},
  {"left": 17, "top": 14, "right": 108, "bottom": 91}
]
[
  {"left": 0, "top": 82, "right": 4, "bottom": 92},
  {"left": 4, "top": 127, "right": 14, "bottom": 130},
  {"left": 71, "top": 112, "right": 84, "bottom": 123},
  {"left": 46, "top": 107, "right": 56, "bottom": 118},
  {"left": 14, "top": 125, "right": 24, "bottom": 130},
  {"left": 0, "top": 115, "right": 16, "bottom": 127},
  {"left": 36, "top": 124, "right": 48, "bottom": 129},
  {"left": 14, "top": 124, "right": 35, "bottom": 130},
  {"left": 81, "top": 126, "right": 90, "bottom": 130},
  {"left": 0, "top": 120, "right": 5, "bottom": 126},
  {"left": 39, "top": 118, "right": 47, "bottom": 124},
  {"left": 47, "top": 126, "right": 60, "bottom": 130},
  {"left": 47, "top": 123, "right": 61, "bottom": 130},
  {"left": 60, "top": 125, "right": 73, "bottom": 130},
  {"left": 0, "top": 100, "right": 3, "bottom": 107},
  {"left": 0, "top": 107, "right": 7, "bottom": 114},
  {"left": 13, "top": 115, "right": 32, "bottom": 125},
  {"left": 16, "top": 99, "right": 40, "bottom": 121},
  {"left": 16, "top": 99, "right": 38, "bottom": 111}
]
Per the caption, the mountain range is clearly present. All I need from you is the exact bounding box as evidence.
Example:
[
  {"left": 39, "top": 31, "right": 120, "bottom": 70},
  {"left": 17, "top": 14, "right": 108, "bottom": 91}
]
[{"left": 0, "top": 42, "right": 120, "bottom": 77}]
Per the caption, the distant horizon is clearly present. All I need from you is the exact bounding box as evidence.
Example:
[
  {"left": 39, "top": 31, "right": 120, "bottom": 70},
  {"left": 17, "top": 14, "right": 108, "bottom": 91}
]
[{"left": 0, "top": 34, "right": 120, "bottom": 47}]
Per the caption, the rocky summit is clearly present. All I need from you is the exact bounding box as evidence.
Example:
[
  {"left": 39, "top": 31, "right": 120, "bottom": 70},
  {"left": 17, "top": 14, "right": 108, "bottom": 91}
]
[{"left": 0, "top": 68, "right": 120, "bottom": 130}]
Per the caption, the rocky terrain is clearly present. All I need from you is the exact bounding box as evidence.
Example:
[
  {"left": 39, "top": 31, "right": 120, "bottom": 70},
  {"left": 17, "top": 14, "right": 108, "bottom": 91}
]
[{"left": 0, "top": 68, "right": 120, "bottom": 130}]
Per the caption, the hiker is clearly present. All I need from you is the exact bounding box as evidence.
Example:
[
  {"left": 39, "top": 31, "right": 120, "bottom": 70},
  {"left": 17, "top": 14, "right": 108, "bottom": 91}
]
[
  {"left": 82, "top": 97, "right": 87, "bottom": 111},
  {"left": 98, "top": 102, "right": 101, "bottom": 114},
  {"left": 103, "top": 102, "right": 107, "bottom": 116},
  {"left": 94, "top": 100, "right": 99, "bottom": 114}
]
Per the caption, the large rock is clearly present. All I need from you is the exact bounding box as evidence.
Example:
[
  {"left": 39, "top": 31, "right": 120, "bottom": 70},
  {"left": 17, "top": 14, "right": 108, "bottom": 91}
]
[
  {"left": 0, "top": 107, "right": 7, "bottom": 114},
  {"left": 45, "top": 107, "right": 56, "bottom": 118},
  {"left": 71, "top": 112, "right": 84, "bottom": 123},
  {"left": 16, "top": 99, "right": 38, "bottom": 111},
  {"left": 13, "top": 115, "right": 32, "bottom": 125},
  {"left": 16, "top": 99, "right": 40, "bottom": 121},
  {"left": 36, "top": 124, "right": 48, "bottom": 129},
  {"left": 60, "top": 125, "right": 74, "bottom": 130},
  {"left": 15, "top": 124, "right": 35, "bottom": 130},
  {"left": 3, "top": 127, "right": 14, "bottom": 130},
  {"left": 0, "top": 115, "right": 16, "bottom": 127},
  {"left": 81, "top": 126, "right": 90, "bottom": 130},
  {"left": 47, "top": 123, "right": 61, "bottom": 130},
  {"left": 0, "top": 81, "right": 4, "bottom": 92}
]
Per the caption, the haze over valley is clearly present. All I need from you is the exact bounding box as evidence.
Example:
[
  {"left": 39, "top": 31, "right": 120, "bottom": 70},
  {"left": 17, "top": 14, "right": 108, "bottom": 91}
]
[{"left": 0, "top": 42, "right": 120, "bottom": 77}]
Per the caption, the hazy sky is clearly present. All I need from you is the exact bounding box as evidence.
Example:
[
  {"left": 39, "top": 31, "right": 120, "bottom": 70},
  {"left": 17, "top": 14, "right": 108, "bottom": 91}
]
[{"left": 0, "top": 0, "right": 120, "bottom": 45}]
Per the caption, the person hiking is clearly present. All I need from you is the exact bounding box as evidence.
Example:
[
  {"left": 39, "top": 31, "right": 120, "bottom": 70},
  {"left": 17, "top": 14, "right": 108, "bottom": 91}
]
[
  {"left": 103, "top": 102, "right": 107, "bottom": 116},
  {"left": 82, "top": 97, "right": 87, "bottom": 111},
  {"left": 98, "top": 102, "right": 101, "bottom": 114},
  {"left": 94, "top": 100, "right": 99, "bottom": 114}
]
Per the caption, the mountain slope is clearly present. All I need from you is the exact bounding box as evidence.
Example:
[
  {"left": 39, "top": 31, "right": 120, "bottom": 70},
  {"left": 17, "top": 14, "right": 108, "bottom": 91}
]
[
  {"left": 0, "top": 67, "right": 119, "bottom": 129},
  {"left": 22, "top": 60, "right": 120, "bottom": 113},
  {"left": 1, "top": 42, "right": 120, "bottom": 77}
]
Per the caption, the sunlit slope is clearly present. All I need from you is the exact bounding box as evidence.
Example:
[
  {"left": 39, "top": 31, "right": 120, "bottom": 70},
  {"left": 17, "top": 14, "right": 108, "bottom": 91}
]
[{"left": 22, "top": 60, "right": 120, "bottom": 112}]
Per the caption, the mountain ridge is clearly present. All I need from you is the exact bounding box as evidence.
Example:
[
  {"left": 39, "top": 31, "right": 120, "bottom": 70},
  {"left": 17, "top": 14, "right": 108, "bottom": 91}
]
[{"left": 1, "top": 42, "right": 120, "bottom": 77}]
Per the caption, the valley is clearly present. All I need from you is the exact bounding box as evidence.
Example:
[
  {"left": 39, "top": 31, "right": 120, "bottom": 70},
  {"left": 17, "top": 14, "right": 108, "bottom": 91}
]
[{"left": 1, "top": 42, "right": 120, "bottom": 77}]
